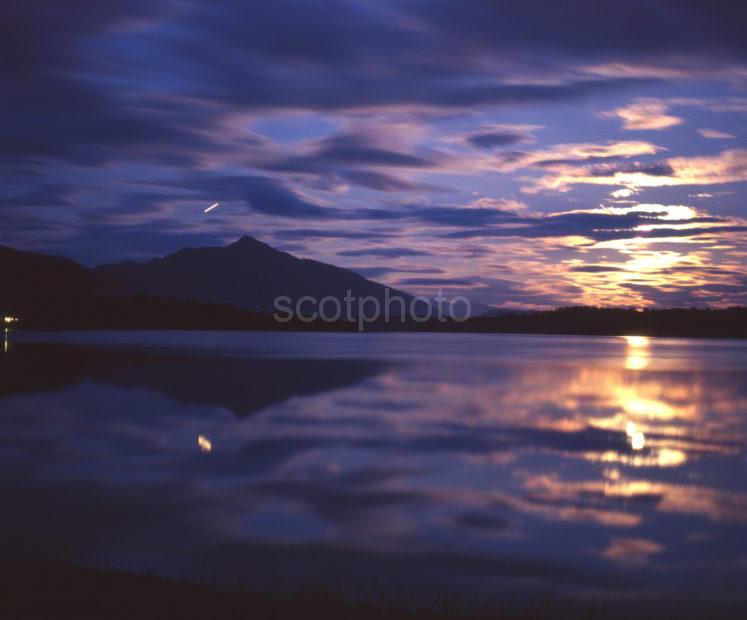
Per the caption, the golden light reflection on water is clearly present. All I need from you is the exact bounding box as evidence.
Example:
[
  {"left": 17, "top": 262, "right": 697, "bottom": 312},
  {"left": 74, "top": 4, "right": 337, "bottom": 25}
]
[
  {"left": 624, "top": 335, "right": 650, "bottom": 370},
  {"left": 3, "top": 335, "right": 746, "bottom": 596},
  {"left": 197, "top": 435, "right": 212, "bottom": 453},
  {"left": 626, "top": 421, "right": 645, "bottom": 450},
  {"left": 624, "top": 336, "right": 650, "bottom": 348},
  {"left": 434, "top": 335, "right": 747, "bottom": 471}
]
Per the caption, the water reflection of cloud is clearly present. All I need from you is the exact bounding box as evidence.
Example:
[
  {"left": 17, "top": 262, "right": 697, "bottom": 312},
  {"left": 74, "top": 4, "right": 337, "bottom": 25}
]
[
  {"left": 520, "top": 475, "right": 747, "bottom": 525},
  {"left": 602, "top": 537, "right": 664, "bottom": 565},
  {"left": 1, "top": 334, "right": 746, "bottom": 604}
]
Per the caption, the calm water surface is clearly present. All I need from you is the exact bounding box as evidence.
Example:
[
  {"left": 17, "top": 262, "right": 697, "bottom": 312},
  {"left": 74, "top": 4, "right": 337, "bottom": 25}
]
[{"left": 2, "top": 331, "right": 746, "bottom": 604}]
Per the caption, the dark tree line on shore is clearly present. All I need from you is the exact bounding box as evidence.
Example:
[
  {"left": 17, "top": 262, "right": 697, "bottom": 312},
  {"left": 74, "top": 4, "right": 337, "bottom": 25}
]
[{"left": 4, "top": 293, "right": 747, "bottom": 339}]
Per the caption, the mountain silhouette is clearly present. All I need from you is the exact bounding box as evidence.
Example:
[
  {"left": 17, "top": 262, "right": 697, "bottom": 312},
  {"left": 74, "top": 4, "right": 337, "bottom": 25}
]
[
  {"left": 0, "top": 245, "right": 125, "bottom": 313},
  {"left": 95, "top": 236, "right": 413, "bottom": 313},
  {"left": 1, "top": 237, "right": 415, "bottom": 320}
]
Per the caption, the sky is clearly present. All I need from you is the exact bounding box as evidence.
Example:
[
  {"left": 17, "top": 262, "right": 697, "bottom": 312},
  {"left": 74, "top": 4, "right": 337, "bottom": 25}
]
[{"left": 2, "top": 0, "right": 747, "bottom": 309}]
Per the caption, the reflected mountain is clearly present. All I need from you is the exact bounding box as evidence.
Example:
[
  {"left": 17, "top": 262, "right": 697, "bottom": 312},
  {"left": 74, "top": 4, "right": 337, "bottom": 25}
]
[
  {"left": 2, "top": 332, "right": 747, "bottom": 612},
  {"left": 0, "top": 342, "right": 386, "bottom": 416}
]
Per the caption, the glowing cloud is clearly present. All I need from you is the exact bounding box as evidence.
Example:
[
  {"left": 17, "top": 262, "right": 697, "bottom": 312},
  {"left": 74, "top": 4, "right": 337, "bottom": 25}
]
[
  {"left": 530, "top": 149, "right": 747, "bottom": 192},
  {"left": 602, "top": 100, "right": 683, "bottom": 131},
  {"left": 697, "top": 128, "right": 735, "bottom": 139}
]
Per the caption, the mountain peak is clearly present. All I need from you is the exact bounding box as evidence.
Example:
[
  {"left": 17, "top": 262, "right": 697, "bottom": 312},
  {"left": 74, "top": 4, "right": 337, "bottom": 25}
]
[
  {"left": 91, "top": 235, "right": 409, "bottom": 313},
  {"left": 229, "top": 235, "right": 271, "bottom": 249}
]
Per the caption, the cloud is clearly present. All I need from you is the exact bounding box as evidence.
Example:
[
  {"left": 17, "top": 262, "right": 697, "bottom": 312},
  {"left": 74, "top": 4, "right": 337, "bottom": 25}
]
[
  {"left": 494, "top": 141, "right": 662, "bottom": 173},
  {"left": 339, "top": 170, "right": 443, "bottom": 192},
  {"left": 442, "top": 204, "right": 742, "bottom": 245},
  {"left": 239, "top": 176, "right": 334, "bottom": 218},
  {"left": 273, "top": 229, "right": 391, "bottom": 240},
  {"left": 588, "top": 162, "right": 675, "bottom": 177},
  {"left": 569, "top": 265, "right": 625, "bottom": 273},
  {"left": 149, "top": 174, "right": 338, "bottom": 219},
  {"left": 602, "top": 100, "right": 683, "bottom": 131},
  {"left": 253, "top": 130, "right": 451, "bottom": 193},
  {"left": 313, "top": 134, "right": 436, "bottom": 168},
  {"left": 351, "top": 266, "right": 440, "bottom": 279},
  {"left": 697, "top": 128, "right": 735, "bottom": 139},
  {"left": 337, "top": 248, "right": 431, "bottom": 258},
  {"left": 262, "top": 133, "right": 438, "bottom": 173},
  {"left": 601, "top": 538, "right": 664, "bottom": 565},
  {"left": 455, "top": 511, "right": 510, "bottom": 531},
  {"left": 2, "top": 0, "right": 747, "bottom": 309},
  {"left": 668, "top": 97, "right": 747, "bottom": 113},
  {"left": 0, "top": 184, "right": 77, "bottom": 208},
  {"left": 405, "top": 1, "right": 747, "bottom": 63},
  {"left": 529, "top": 149, "right": 747, "bottom": 192},
  {"left": 396, "top": 277, "right": 475, "bottom": 287},
  {"left": 1, "top": 0, "right": 743, "bottom": 173},
  {"left": 466, "top": 131, "right": 527, "bottom": 150}
]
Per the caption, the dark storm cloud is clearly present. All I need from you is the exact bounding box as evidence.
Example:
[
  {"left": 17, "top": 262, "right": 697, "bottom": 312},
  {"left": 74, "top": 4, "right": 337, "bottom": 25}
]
[
  {"left": 0, "top": 183, "right": 76, "bottom": 208},
  {"left": 273, "top": 229, "right": 392, "bottom": 240},
  {"left": 397, "top": 277, "right": 476, "bottom": 287},
  {"left": 152, "top": 175, "right": 339, "bottom": 219},
  {"left": 570, "top": 265, "right": 626, "bottom": 273},
  {"left": 355, "top": 205, "right": 519, "bottom": 227},
  {"left": 350, "top": 267, "right": 397, "bottom": 279},
  {"left": 623, "top": 278, "right": 747, "bottom": 307},
  {"left": 153, "top": 0, "right": 744, "bottom": 117},
  {"left": 240, "top": 177, "right": 334, "bottom": 218},
  {"left": 169, "top": 0, "right": 655, "bottom": 112},
  {"left": 407, "top": 0, "right": 747, "bottom": 60},
  {"left": 0, "top": 211, "right": 66, "bottom": 235},
  {"left": 0, "top": 0, "right": 672, "bottom": 170},
  {"left": 313, "top": 134, "right": 436, "bottom": 168},
  {"left": 339, "top": 170, "right": 444, "bottom": 192},
  {"left": 443, "top": 210, "right": 740, "bottom": 242},
  {"left": 338, "top": 248, "right": 431, "bottom": 258},
  {"left": 467, "top": 132, "right": 526, "bottom": 150},
  {"left": 0, "top": 0, "right": 226, "bottom": 169},
  {"left": 256, "top": 132, "right": 447, "bottom": 192},
  {"left": 588, "top": 162, "right": 676, "bottom": 177},
  {"left": 455, "top": 511, "right": 510, "bottom": 531},
  {"left": 351, "top": 266, "right": 443, "bottom": 279},
  {"left": 3, "top": 0, "right": 744, "bottom": 170},
  {"left": 261, "top": 138, "right": 437, "bottom": 174}
]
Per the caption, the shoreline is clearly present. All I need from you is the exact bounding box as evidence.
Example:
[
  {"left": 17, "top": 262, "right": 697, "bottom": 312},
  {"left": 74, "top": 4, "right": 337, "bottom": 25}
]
[{"left": 4, "top": 559, "right": 744, "bottom": 620}]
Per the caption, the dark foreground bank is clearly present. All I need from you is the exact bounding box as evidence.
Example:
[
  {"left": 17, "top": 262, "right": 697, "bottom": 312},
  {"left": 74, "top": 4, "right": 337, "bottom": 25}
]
[
  {"left": 2, "top": 560, "right": 745, "bottom": 620},
  {"left": 0, "top": 560, "right": 604, "bottom": 620}
]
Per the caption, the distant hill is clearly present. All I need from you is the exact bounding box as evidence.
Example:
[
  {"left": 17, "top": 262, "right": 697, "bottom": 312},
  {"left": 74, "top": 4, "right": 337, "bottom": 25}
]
[
  {"left": 0, "top": 245, "right": 121, "bottom": 315},
  {"left": 95, "top": 235, "right": 414, "bottom": 314},
  {"left": 3, "top": 241, "right": 747, "bottom": 338},
  {"left": 0, "top": 237, "right": 418, "bottom": 325}
]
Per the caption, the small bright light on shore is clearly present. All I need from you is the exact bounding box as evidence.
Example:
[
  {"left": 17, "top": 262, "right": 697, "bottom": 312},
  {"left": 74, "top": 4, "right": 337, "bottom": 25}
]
[
  {"left": 3, "top": 316, "right": 18, "bottom": 324},
  {"left": 204, "top": 202, "right": 220, "bottom": 213},
  {"left": 197, "top": 435, "right": 212, "bottom": 453},
  {"left": 631, "top": 431, "right": 645, "bottom": 451}
]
